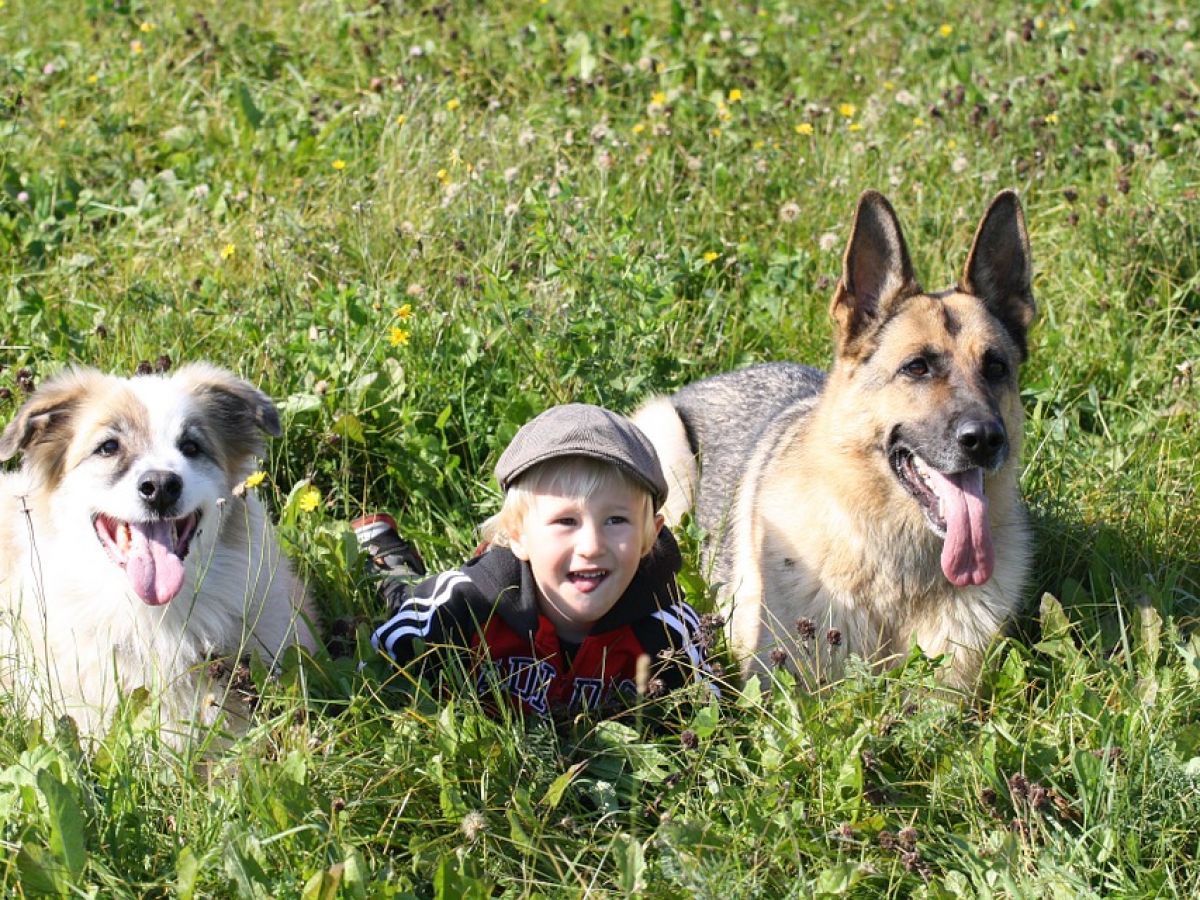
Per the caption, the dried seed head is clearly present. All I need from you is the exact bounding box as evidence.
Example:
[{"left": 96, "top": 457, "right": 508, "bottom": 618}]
[{"left": 796, "top": 617, "right": 817, "bottom": 640}]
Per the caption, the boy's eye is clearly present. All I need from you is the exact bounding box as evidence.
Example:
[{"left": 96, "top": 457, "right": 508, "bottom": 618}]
[
  {"left": 607, "top": 515, "right": 630, "bottom": 525},
  {"left": 553, "top": 517, "right": 578, "bottom": 527}
]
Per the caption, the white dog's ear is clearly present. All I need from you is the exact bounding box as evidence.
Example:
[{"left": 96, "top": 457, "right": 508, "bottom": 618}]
[
  {"left": 0, "top": 368, "right": 99, "bottom": 467},
  {"left": 961, "top": 190, "right": 1036, "bottom": 361},
  {"left": 176, "top": 363, "right": 282, "bottom": 465}
]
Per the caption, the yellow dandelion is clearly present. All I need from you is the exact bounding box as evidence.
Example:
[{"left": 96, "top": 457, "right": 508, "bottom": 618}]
[
  {"left": 632, "top": 122, "right": 646, "bottom": 134},
  {"left": 728, "top": 88, "right": 743, "bottom": 103},
  {"left": 883, "top": 80, "right": 895, "bottom": 91},
  {"left": 220, "top": 243, "right": 236, "bottom": 260},
  {"left": 436, "top": 168, "right": 451, "bottom": 185},
  {"left": 139, "top": 21, "right": 156, "bottom": 33},
  {"left": 1066, "top": 20, "right": 1076, "bottom": 32},
  {"left": 1035, "top": 17, "right": 1045, "bottom": 29},
  {"left": 702, "top": 251, "right": 720, "bottom": 263},
  {"left": 395, "top": 303, "right": 413, "bottom": 319},
  {"left": 389, "top": 326, "right": 410, "bottom": 347},
  {"left": 297, "top": 485, "right": 321, "bottom": 513},
  {"left": 87, "top": 73, "right": 98, "bottom": 84},
  {"left": 57, "top": 117, "right": 67, "bottom": 129},
  {"left": 243, "top": 471, "right": 266, "bottom": 489},
  {"left": 795, "top": 122, "right": 814, "bottom": 136},
  {"left": 947, "top": 139, "right": 957, "bottom": 149},
  {"left": 939, "top": 24, "right": 953, "bottom": 37},
  {"left": 709, "top": 127, "right": 721, "bottom": 137},
  {"left": 752, "top": 139, "right": 765, "bottom": 150},
  {"left": 838, "top": 103, "right": 856, "bottom": 118},
  {"left": 396, "top": 114, "right": 407, "bottom": 125},
  {"left": 651, "top": 91, "right": 667, "bottom": 105},
  {"left": 848, "top": 122, "right": 863, "bottom": 132},
  {"left": 446, "top": 98, "right": 461, "bottom": 111},
  {"left": 1044, "top": 112, "right": 1059, "bottom": 125},
  {"left": 332, "top": 158, "right": 346, "bottom": 171},
  {"left": 912, "top": 116, "right": 926, "bottom": 128},
  {"left": 130, "top": 40, "right": 144, "bottom": 55}
]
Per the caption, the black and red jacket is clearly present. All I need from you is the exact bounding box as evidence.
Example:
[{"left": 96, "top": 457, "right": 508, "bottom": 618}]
[{"left": 370, "top": 528, "right": 709, "bottom": 716}]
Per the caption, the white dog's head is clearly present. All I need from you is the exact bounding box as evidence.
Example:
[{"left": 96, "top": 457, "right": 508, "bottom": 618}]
[{"left": 0, "top": 364, "right": 281, "bottom": 606}]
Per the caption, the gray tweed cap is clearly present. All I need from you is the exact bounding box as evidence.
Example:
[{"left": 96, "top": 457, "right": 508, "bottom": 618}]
[{"left": 494, "top": 403, "right": 669, "bottom": 510}]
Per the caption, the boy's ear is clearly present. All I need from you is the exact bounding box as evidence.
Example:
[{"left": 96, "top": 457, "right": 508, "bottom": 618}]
[
  {"left": 654, "top": 513, "right": 665, "bottom": 534},
  {"left": 508, "top": 531, "right": 531, "bottom": 562}
]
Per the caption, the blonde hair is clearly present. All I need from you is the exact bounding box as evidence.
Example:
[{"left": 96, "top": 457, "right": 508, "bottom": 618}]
[{"left": 481, "top": 456, "right": 659, "bottom": 556}]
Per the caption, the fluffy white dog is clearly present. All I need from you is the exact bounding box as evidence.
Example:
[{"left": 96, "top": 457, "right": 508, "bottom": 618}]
[{"left": 0, "top": 364, "right": 318, "bottom": 742}]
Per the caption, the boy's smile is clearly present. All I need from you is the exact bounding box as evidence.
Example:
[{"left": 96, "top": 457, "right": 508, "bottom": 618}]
[{"left": 509, "top": 481, "right": 659, "bottom": 643}]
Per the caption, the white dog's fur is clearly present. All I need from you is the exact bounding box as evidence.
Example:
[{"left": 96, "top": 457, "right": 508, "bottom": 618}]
[{"left": 0, "top": 364, "right": 318, "bottom": 742}]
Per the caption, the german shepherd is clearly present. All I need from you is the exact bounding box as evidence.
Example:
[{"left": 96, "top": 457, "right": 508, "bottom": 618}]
[{"left": 634, "top": 190, "right": 1035, "bottom": 689}]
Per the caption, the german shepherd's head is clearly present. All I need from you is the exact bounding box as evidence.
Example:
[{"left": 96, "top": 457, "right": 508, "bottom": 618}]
[{"left": 826, "top": 191, "right": 1035, "bottom": 589}]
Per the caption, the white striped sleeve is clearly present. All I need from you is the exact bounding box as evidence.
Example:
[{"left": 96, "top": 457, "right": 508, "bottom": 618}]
[{"left": 371, "top": 570, "right": 473, "bottom": 661}]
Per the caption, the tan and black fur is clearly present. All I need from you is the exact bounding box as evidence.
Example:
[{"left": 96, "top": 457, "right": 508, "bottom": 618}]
[{"left": 634, "top": 191, "right": 1035, "bottom": 688}]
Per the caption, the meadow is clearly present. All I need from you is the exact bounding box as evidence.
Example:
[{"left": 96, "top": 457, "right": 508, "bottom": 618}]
[{"left": 2, "top": 0, "right": 1198, "bottom": 895}]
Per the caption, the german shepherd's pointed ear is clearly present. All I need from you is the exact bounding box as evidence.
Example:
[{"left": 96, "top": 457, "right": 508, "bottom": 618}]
[
  {"left": 830, "top": 190, "right": 922, "bottom": 358},
  {"left": 961, "top": 190, "right": 1036, "bottom": 361}
]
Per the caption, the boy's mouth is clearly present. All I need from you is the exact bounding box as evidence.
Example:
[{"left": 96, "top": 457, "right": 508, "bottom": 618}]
[{"left": 568, "top": 569, "right": 609, "bottom": 593}]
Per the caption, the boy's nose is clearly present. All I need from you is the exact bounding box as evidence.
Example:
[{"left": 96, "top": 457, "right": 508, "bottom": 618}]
[{"left": 576, "top": 522, "right": 604, "bottom": 555}]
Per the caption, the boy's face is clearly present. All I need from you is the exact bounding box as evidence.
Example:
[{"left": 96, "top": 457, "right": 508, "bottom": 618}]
[{"left": 509, "top": 480, "right": 663, "bottom": 643}]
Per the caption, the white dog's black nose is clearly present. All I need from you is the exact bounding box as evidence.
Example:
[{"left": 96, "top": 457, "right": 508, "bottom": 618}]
[{"left": 139, "top": 470, "right": 183, "bottom": 514}]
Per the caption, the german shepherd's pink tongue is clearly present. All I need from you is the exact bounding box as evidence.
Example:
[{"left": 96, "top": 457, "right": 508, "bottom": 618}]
[
  {"left": 927, "top": 467, "right": 994, "bottom": 587},
  {"left": 125, "top": 521, "right": 186, "bottom": 606}
]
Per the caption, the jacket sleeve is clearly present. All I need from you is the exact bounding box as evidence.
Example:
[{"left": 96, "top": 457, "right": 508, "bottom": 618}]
[
  {"left": 370, "top": 568, "right": 492, "bottom": 666},
  {"left": 631, "top": 599, "right": 714, "bottom": 694}
]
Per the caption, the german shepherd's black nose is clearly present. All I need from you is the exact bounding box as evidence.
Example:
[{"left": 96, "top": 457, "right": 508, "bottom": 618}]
[
  {"left": 139, "top": 470, "right": 183, "bottom": 514},
  {"left": 956, "top": 417, "right": 1007, "bottom": 468}
]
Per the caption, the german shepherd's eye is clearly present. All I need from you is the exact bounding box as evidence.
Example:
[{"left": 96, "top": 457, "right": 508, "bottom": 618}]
[
  {"left": 983, "top": 356, "right": 1009, "bottom": 382},
  {"left": 901, "top": 357, "right": 931, "bottom": 378},
  {"left": 95, "top": 438, "right": 119, "bottom": 457},
  {"left": 179, "top": 438, "right": 201, "bottom": 458}
]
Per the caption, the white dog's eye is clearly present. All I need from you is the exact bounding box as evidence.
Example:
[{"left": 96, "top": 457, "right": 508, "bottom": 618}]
[
  {"left": 179, "top": 438, "right": 201, "bottom": 458},
  {"left": 96, "top": 438, "right": 119, "bottom": 457}
]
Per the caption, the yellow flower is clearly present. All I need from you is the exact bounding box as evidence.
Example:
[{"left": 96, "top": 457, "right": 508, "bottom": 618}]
[
  {"left": 939, "top": 24, "right": 953, "bottom": 37},
  {"left": 709, "top": 127, "right": 721, "bottom": 137},
  {"left": 220, "top": 243, "right": 236, "bottom": 260},
  {"left": 1066, "top": 20, "right": 1076, "bottom": 32},
  {"left": 139, "top": 21, "right": 156, "bottom": 33},
  {"left": 795, "top": 122, "right": 814, "bottom": 136},
  {"left": 87, "top": 74, "right": 98, "bottom": 84},
  {"left": 332, "top": 159, "right": 346, "bottom": 171},
  {"left": 752, "top": 139, "right": 765, "bottom": 150},
  {"left": 396, "top": 114, "right": 407, "bottom": 125},
  {"left": 130, "top": 40, "right": 144, "bottom": 55},
  {"left": 297, "top": 485, "right": 321, "bottom": 513},
  {"left": 436, "top": 168, "right": 450, "bottom": 184},
  {"left": 912, "top": 116, "right": 926, "bottom": 128},
  {"left": 1044, "top": 112, "right": 1059, "bottom": 125},
  {"left": 57, "top": 117, "right": 67, "bottom": 129},
  {"left": 243, "top": 471, "right": 266, "bottom": 489},
  {"left": 947, "top": 139, "right": 957, "bottom": 150},
  {"left": 883, "top": 80, "right": 895, "bottom": 91},
  {"left": 838, "top": 103, "right": 856, "bottom": 118},
  {"left": 848, "top": 122, "right": 863, "bottom": 132},
  {"left": 728, "top": 88, "right": 743, "bottom": 103},
  {"left": 1035, "top": 17, "right": 1045, "bottom": 29},
  {"left": 702, "top": 251, "right": 720, "bottom": 263},
  {"left": 389, "top": 326, "right": 410, "bottom": 347},
  {"left": 651, "top": 91, "right": 667, "bottom": 106},
  {"left": 446, "top": 98, "right": 461, "bottom": 111},
  {"left": 632, "top": 122, "right": 646, "bottom": 134},
  {"left": 395, "top": 303, "right": 413, "bottom": 319}
]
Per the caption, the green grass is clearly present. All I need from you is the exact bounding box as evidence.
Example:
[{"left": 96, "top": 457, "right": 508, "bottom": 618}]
[{"left": 2, "top": 0, "right": 1199, "bottom": 895}]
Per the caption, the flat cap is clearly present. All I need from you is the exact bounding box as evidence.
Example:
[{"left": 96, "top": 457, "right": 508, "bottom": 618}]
[{"left": 494, "top": 403, "right": 668, "bottom": 510}]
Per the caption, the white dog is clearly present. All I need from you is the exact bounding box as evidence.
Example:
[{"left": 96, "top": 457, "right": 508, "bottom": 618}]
[{"left": 0, "top": 364, "right": 318, "bottom": 742}]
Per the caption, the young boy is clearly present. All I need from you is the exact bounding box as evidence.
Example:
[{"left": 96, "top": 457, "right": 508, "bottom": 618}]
[{"left": 356, "top": 403, "right": 708, "bottom": 717}]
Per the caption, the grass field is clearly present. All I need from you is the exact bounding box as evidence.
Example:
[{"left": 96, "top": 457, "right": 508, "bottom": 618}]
[{"left": 2, "top": 0, "right": 1199, "bottom": 895}]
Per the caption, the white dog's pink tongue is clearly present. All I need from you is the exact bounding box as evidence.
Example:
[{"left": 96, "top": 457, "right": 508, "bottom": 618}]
[
  {"left": 125, "top": 521, "right": 185, "bottom": 606},
  {"left": 926, "top": 466, "right": 994, "bottom": 586}
]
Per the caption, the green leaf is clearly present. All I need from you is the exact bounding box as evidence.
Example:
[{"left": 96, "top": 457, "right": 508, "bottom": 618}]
[
  {"left": 37, "top": 768, "right": 86, "bottom": 883},
  {"left": 16, "top": 842, "right": 65, "bottom": 897},
  {"left": 613, "top": 833, "right": 646, "bottom": 895},
  {"left": 235, "top": 82, "right": 264, "bottom": 129},
  {"left": 541, "top": 762, "right": 586, "bottom": 809},
  {"left": 176, "top": 846, "right": 200, "bottom": 900}
]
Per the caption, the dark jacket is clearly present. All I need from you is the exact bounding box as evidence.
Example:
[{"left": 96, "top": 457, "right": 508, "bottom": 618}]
[{"left": 370, "top": 528, "right": 708, "bottom": 715}]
